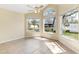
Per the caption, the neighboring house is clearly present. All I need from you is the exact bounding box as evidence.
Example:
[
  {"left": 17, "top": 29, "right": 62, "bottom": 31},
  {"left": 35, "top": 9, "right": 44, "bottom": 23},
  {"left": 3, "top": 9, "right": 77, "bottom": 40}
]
[
  {"left": 68, "top": 24, "right": 78, "bottom": 32},
  {"left": 63, "top": 24, "right": 79, "bottom": 33}
]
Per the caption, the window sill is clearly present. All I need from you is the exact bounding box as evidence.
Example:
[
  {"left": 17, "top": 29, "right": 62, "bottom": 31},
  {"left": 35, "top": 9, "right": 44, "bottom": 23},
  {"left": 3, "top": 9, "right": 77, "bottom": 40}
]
[
  {"left": 60, "top": 35, "right": 79, "bottom": 53},
  {"left": 26, "top": 30, "right": 40, "bottom": 32},
  {"left": 43, "top": 32, "right": 55, "bottom": 35},
  {"left": 62, "top": 35, "right": 79, "bottom": 44}
]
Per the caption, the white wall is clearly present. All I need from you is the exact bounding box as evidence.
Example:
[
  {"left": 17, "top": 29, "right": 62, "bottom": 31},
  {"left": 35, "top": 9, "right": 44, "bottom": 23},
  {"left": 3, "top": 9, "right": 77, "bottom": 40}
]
[{"left": 0, "top": 8, "right": 24, "bottom": 43}]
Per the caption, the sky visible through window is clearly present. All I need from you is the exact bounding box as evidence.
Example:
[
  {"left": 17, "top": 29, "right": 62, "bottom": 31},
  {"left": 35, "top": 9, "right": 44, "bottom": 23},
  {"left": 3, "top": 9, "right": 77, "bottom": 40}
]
[{"left": 43, "top": 8, "right": 56, "bottom": 33}]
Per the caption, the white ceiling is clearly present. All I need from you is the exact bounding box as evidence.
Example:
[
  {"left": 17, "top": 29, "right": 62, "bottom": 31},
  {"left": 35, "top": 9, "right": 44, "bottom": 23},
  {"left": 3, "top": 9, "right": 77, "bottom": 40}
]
[{"left": 0, "top": 4, "right": 47, "bottom": 13}]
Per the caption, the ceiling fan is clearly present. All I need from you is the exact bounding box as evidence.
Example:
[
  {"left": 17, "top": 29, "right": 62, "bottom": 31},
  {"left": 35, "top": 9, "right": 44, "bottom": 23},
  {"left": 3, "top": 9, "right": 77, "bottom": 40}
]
[{"left": 26, "top": 4, "right": 47, "bottom": 13}]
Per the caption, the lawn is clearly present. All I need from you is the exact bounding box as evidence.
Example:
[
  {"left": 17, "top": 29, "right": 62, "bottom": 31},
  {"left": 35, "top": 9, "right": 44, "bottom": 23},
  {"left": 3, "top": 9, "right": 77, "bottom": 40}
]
[{"left": 63, "top": 31, "right": 79, "bottom": 40}]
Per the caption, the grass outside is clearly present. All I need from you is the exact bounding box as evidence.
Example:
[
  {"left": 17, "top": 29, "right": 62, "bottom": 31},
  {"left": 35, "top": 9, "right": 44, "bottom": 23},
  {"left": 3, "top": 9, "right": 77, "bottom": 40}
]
[{"left": 63, "top": 31, "right": 79, "bottom": 40}]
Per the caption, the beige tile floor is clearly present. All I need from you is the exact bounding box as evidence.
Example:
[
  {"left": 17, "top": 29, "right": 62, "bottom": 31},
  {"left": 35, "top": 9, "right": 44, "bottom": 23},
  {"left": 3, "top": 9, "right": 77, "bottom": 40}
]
[{"left": 0, "top": 37, "right": 76, "bottom": 54}]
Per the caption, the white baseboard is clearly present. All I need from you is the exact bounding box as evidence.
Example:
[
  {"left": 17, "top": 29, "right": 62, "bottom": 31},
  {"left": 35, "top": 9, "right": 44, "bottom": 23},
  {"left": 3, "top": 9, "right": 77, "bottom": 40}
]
[{"left": 0, "top": 37, "right": 25, "bottom": 44}]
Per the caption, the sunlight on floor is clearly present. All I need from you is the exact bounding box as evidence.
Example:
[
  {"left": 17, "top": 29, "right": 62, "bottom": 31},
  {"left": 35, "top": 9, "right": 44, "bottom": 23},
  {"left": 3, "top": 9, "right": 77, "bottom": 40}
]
[
  {"left": 45, "top": 41, "right": 67, "bottom": 54},
  {"left": 34, "top": 37, "right": 67, "bottom": 54}
]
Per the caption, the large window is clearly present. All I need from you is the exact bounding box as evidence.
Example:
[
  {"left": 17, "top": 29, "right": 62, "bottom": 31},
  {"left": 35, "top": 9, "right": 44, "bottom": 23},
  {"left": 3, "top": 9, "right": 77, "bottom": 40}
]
[
  {"left": 43, "top": 8, "right": 56, "bottom": 33},
  {"left": 62, "top": 9, "right": 79, "bottom": 40},
  {"left": 44, "top": 17, "right": 56, "bottom": 33},
  {"left": 28, "top": 18, "right": 40, "bottom": 32}
]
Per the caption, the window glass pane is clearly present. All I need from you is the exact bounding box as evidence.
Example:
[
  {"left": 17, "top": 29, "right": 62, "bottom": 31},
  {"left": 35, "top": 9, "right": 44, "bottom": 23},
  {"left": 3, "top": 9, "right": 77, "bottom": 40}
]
[
  {"left": 28, "top": 19, "right": 34, "bottom": 30},
  {"left": 62, "top": 10, "right": 79, "bottom": 40},
  {"left": 28, "top": 18, "right": 40, "bottom": 32},
  {"left": 43, "top": 8, "right": 56, "bottom": 16},
  {"left": 44, "top": 17, "right": 56, "bottom": 33}
]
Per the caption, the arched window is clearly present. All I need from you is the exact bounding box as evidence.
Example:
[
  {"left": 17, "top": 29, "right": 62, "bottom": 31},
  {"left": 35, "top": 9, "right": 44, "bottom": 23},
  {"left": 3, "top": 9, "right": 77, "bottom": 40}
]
[
  {"left": 43, "top": 8, "right": 56, "bottom": 33},
  {"left": 43, "top": 8, "right": 56, "bottom": 16}
]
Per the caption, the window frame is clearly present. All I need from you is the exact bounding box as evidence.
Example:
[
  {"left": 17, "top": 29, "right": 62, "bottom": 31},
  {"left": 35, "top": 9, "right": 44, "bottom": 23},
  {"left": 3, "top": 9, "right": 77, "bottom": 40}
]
[
  {"left": 61, "top": 9, "right": 79, "bottom": 41},
  {"left": 27, "top": 18, "right": 41, "bottom": 32},
  {"left": 43, "top": 8, "right": 56, "bottom": 34}
]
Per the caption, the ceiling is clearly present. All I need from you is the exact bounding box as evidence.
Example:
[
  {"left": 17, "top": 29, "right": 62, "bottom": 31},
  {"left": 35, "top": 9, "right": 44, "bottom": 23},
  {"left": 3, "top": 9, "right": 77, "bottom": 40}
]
[{"left": 0, "top": 4, "right": 47, "bottom": 13}]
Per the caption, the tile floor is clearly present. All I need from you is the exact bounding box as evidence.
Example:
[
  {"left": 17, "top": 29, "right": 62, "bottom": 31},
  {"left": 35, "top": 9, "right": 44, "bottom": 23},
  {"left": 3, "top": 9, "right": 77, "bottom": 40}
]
[{"left": 0, "top": 37, "right": 76, "bottom": 54}]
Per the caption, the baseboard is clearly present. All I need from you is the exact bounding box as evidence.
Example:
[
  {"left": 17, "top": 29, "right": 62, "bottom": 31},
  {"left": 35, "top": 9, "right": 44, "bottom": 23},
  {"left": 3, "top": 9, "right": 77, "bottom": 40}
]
[{"left": 0, "top": 37, "right": 25, "bottom": 44}]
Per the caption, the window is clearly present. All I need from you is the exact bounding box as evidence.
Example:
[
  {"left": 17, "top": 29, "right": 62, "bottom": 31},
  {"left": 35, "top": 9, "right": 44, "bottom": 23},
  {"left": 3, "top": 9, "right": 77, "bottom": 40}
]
[
  {"left": 44, "top": 17, "right": 56, "bottom": 33},
  {"left": 28, "top": 18, "right": 40, "bottom": 32},
  {"left": 62, "top": 9, "right": 79, "bottom": 40},
  {"left": 43, "top": 8, "right": 56, "bottom": 33},
  {"left": 43, "top": 8, "right": 56, "bottom": 16}
]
